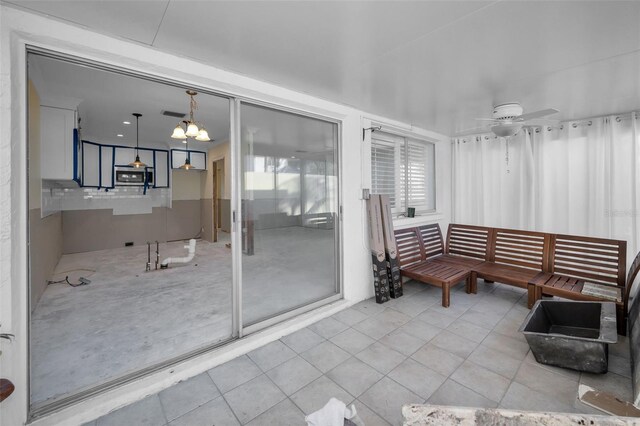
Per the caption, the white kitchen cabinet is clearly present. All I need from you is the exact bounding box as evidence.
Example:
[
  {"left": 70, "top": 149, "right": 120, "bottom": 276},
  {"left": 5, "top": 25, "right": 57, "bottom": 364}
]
[
  {"left": 171, "top": 149, "right": 206, "bottom": 171},
  {"left": 82, "top": 142, "right": 100, "bottom": 187},
  {"left": 100, "top": 146, "right": 114, "bottom": 188},
  {"left": 40, "top": 106, "right": 76, "bottom": 180},
  {"left": 190, "top": 151, "right": 206, "bottom": 170}
]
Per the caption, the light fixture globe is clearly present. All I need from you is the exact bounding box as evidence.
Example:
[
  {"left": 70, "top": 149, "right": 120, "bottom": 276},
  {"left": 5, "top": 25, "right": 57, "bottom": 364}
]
[
  {"left": 491, "top": 123, "right": 522, "bottom": 138},
  {"left": 171, "top": 124, "right": 187, "bottom": 139},
  {"left": 186, "top": 122, "right": 199, "bottom": 138},
  {"left": 179, "top": 158, "right": 194, "bottom": 170},
  {"left": 130, "top": 155, "right": 145, "bottom": 168},
  {"left": 195, "top": 127, "right": 210, "bottom": 141}
]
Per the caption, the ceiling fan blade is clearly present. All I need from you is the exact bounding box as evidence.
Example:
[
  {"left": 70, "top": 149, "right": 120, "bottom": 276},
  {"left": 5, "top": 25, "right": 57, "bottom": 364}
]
[
  {"left": 517, "top": 108, "right": 559, "bottom": 121},
  {"left": 453, "top": 125, "right": 490, "bottom": 137}
]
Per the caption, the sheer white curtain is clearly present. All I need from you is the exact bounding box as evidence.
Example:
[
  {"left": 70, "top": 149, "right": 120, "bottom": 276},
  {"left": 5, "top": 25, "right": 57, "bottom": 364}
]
[
  {"left": 452, "top": 112, "right": 640, "bottom": 265},
  {"left": 452, "top": 130, "right": 535, "bottom": 229}
]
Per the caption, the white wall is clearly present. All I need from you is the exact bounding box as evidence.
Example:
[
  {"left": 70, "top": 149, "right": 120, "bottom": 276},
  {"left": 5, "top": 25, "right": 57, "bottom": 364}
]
[{"left": 0, "top": 6, "right": 451, "bottom": 425}]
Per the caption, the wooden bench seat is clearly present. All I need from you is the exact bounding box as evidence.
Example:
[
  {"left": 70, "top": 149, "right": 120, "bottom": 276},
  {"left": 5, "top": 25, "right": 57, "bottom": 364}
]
[
  {"left": 474, "top": 262, "right": 540, "bottom": 289},
  {"left": 401, "top": 261, "right": 470, "bottom": 307},
  {"left": 394, "top": 225, "right": 473, "bottom": 307}
]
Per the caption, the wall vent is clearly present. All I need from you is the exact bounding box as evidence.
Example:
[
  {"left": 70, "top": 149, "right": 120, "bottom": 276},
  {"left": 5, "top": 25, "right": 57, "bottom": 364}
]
[{"left": 162, "top": 110, "right": 186, "bottom": 118}]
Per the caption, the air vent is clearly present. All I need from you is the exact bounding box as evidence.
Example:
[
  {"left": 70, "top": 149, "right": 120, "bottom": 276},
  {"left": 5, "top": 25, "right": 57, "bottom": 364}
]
[{"left": 162, "top": 110, "right": 186, "bottom": 118}]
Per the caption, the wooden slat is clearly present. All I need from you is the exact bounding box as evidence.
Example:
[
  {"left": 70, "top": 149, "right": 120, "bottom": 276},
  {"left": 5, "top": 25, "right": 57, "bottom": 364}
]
[
  {"left": 553, "top": 267, "right": 617, "bottom": 284},
  {"left": 555, "top": 253, "right": 619, "bottom": 265},
  {"left": 494, "top": 257, "right": 540, "bottom": 270}
]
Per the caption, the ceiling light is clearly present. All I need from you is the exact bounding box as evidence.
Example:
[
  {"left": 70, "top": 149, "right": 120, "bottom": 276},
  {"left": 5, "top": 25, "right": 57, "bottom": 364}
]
[
  {"left": 123, "top": 121, "right": 131, "bottom": 125},
  {"left": 117, "top": 134, "right": 124, "bottom": 137},
  {"left": 491, "top": 123, "right": 522, "bottom": 138},
  {"left": 179, "top": 157, "right": 194, "bottom": 170},
  {"left": 171, "top": 125, "right": 186, "bottom": 140},
  {"left": 180, "top": 136, "right": 196, "bottom": 170},
  {"left": 129, "top": 113, "right": 147, "bottom": 169},
  {"left": 170, "top": 90, "right": 210, "bottom": 142},
  {"left": 195, "top": 128, "right": 210, "bottom": 141}
]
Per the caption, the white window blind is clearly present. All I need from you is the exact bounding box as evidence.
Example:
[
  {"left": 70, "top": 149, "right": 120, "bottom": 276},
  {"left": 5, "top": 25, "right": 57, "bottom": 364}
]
[
  {"left": 372, "top": 132, "right": 435, "bottom": 214},
  {"left": 371, "top": 138, "right": 398, "bottom": 208}
]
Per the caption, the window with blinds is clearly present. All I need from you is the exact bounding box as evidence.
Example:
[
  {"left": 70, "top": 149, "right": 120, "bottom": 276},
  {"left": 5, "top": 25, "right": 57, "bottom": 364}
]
[{"left": 372, "top": 132, "right": 435, "bottom": 214}]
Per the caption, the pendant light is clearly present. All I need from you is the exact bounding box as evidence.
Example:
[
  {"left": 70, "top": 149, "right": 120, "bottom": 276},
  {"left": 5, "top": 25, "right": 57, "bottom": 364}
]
[
  {"left": 129, "top": 113, "right": 146, "bottom": 168},
  {"left": 171, "top": 90, "right": 211, "bottom": 142},
  {"left": 179, "top": 139, "right": 195, "bottom": 170}
]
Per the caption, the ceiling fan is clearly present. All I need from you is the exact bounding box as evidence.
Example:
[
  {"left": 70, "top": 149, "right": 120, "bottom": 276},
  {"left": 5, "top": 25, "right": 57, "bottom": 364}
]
[{"left": 476, "top": 102, "right": 559, "bottom": 137}]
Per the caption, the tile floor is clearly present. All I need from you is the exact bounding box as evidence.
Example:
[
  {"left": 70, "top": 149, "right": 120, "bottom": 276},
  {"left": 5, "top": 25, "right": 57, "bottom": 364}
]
[
  {"left": 88, "top": 280, "right": 633, "bottom": 426},
  {"left": 32, "top": 227, "right": 336, "bottom": 404}
]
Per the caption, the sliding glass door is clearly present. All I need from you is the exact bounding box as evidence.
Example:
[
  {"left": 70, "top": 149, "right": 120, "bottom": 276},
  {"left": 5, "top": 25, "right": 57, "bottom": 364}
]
[{"left": 239, "top": 103, "right": 340, "bottom": 328}]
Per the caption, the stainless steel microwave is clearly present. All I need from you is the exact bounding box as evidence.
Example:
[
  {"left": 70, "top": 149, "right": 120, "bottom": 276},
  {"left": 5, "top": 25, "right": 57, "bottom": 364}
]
[{"left": 114, "top": 167, "right": 154, "bottom": 186}]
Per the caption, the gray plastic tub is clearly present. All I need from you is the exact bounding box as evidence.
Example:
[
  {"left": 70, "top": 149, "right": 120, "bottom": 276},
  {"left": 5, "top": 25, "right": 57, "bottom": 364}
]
[{"left": 519, "top": 300, "right": 617, "bottom": 374}]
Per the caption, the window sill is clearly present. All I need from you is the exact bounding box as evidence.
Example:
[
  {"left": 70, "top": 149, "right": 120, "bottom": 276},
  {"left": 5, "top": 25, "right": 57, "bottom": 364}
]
[{"left": 393, "top": 212, "right": 444, "bottom": 229}]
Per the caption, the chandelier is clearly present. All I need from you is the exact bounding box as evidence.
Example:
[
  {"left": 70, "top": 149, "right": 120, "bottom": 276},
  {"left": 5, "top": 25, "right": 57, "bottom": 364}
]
[{"left": 170, "top": 90, "right": 210, "bottom": 142}]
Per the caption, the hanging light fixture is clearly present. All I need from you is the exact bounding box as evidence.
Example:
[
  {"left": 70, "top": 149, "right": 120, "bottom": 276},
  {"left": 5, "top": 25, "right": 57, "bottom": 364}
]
[
  {"left": 171, "top": 90, "right": 211, "bottom": 142},
  {"left": 129, "top": 113, "right": 146, "bottom": 168},
  {"left": 180, "top": 139, "right": 195, "bottom": 170}
]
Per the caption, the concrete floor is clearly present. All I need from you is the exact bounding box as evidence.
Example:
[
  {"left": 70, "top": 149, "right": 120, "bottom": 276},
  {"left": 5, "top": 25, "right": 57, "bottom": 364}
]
[
  {"left": 31, "top": 227, "right": 337, "bottom": 405},
  {"left": 89, "top": 281, "right": 633, "bottom": 426}
]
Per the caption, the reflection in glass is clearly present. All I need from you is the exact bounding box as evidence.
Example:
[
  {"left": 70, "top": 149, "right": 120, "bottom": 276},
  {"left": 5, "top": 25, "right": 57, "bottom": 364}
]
[
  {"left": 27, "top": 53, "right": 233, "bottom": 407},
  {"left": 241, "top": 104, "right": 339, "bottom": 326}
]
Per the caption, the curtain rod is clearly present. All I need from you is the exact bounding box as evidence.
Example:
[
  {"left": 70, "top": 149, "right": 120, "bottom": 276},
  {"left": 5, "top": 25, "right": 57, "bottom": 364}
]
[{"left": 454, "top": 110, "right": 638, "bottom": 141}]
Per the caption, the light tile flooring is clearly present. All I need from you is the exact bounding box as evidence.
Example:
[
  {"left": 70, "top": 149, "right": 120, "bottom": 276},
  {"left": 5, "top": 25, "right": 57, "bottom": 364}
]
[{"left": 88, "top": 280, "right": 632, "bottom": 426}]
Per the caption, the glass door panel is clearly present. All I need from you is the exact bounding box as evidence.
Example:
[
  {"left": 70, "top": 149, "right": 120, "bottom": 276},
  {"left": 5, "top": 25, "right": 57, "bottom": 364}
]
[{"left": 240, "top": 103, "right": 339, "bottom": 326}]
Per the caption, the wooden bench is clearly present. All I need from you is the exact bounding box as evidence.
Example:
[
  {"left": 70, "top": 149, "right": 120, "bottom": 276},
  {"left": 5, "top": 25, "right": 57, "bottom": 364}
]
[
  {"left": 394, "top": 225, "right": 474, "bottom": 307},
  {"left": 474, "top": 227, "right": 551, "bottom": 289},
  {"left": 528, "top": 234, "right": 629, "bottom": 335},
  {"left": 394, "top": 222, "right": 632, "bottom": 333}
]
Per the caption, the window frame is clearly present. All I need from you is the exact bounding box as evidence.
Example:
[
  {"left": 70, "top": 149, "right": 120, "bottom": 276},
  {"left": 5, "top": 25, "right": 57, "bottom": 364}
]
[{"left": 370, "top": 129, "right": 436, "bottom": 216}]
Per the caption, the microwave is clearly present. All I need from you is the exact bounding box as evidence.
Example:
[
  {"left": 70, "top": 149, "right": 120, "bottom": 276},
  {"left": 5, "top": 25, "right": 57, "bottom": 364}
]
[{"left": 114, "top": 167, "right": 154, "bottom": 186}]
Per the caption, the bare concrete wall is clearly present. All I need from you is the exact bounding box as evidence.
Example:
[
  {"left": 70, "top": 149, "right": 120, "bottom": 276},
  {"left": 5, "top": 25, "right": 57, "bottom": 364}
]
[
  {"left": 201, "top": 198, "right": 213, "bottom": 242},
  {"left": 167, "top": 200, "right": 201, "bottom": 241},
  {"left": 62, "top": 200, "right": 201, "bottom": 253},
  {"left": 30, "top": 210, "right": 62, "bottom": 310},
  {"left": 220, "top": 199, "right": 231, "bottom": 233}
]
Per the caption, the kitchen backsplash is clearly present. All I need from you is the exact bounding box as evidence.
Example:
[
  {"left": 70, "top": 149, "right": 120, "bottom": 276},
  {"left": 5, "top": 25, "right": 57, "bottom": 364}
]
[{"left": 42, "top": 185, "right": 171, "bottom": 216}]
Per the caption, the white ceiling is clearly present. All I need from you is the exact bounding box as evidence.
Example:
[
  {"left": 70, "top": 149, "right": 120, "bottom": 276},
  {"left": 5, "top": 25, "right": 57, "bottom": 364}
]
[
  {"left": 10, "top": 1, "right": 640, "bottom": 136},
  {"left": 29, "top": 54, "right": 231, "bottom": 151}
]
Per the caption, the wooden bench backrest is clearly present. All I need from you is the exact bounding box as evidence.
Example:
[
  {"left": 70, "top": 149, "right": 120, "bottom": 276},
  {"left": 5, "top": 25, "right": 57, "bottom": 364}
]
[
  {"left": 446, "top": 224, "right": 491, "bottom": 260},
  {"left": 625, "top": 250, "right": 640, "bottom": 406},
  {"left": 625, "top": 250, "right": 640, "bottom": 325},
  {"left": 491, "top": 228, "right": 550, "bottom": 271},
  {"left": 550, "top": 234, "right": 626, "bottom": 287},
  {"left": 394, "top": 227, "right": 424, "bottom": 267},
  {"left": 418, "top": 224, "right": 445, "bottom": 259}
]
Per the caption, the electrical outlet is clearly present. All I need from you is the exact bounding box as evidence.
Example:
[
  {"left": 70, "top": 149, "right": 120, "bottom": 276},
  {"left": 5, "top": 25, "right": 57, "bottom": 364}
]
[{"left": 362, "top": 188, "right": 370, "bottom": 200}]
